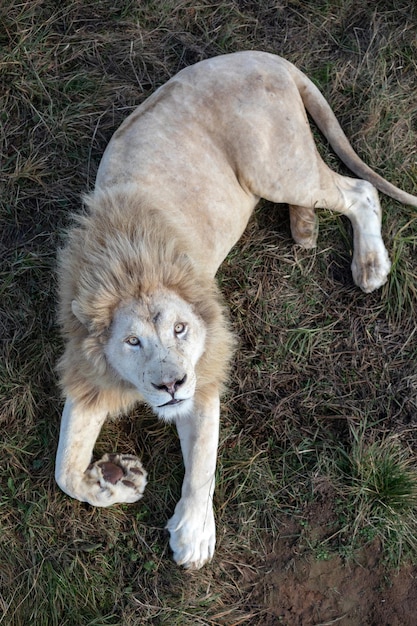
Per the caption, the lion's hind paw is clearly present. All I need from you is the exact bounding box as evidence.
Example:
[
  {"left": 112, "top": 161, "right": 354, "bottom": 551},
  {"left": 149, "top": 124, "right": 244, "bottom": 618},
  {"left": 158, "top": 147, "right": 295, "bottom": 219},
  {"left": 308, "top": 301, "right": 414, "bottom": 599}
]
[
  {"left": 351, "top": 246, "right": 391, "bottom": 293},
  {"left": 85, "top": 453, "right": 147, "bottom": 506}
]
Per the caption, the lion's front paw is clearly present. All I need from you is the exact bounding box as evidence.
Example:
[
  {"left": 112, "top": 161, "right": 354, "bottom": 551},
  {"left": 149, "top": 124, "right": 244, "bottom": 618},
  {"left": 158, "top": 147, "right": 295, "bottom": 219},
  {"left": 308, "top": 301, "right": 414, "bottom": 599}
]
[
  {"left": 83, "top": 453, "right": 147, "bottom": 506},
  {"left": 166, "top": 498, "right": 216, "bottom": 569}
]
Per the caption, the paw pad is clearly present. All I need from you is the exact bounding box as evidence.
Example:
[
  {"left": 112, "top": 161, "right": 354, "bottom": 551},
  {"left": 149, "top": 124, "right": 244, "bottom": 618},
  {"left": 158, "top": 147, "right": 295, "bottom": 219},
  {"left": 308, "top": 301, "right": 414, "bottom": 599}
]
[
  {"left": 85, "top": 452, "right": 147, "bottom": 504},
  {"left": 96, "top": 461, "right": 124, "bottom": 484}
]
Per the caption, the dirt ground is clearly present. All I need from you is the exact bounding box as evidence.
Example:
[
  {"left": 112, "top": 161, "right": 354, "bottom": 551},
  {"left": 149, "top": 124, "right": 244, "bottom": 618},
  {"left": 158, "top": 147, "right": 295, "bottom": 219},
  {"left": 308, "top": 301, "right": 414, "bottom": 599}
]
[
  {"left": 249, "top": 525, "right": 417, "bottom": 625},
  {"left": 226, "top": 490, "right": 417, "bottom": 625}
]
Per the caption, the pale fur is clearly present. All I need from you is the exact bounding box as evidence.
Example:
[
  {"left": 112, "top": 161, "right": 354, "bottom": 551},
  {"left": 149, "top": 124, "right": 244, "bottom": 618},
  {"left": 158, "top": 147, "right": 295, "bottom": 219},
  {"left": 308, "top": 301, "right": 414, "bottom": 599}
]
[{"left": 55, "top": 51, "right": 417, "bottom": 570}]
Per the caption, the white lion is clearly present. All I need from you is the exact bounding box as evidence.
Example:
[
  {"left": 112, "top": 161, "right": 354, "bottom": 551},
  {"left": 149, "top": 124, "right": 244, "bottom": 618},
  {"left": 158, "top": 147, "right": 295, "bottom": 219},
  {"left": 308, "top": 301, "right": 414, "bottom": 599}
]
[{"left": 55, "top": 51, "right": 417, "bottom": 569}]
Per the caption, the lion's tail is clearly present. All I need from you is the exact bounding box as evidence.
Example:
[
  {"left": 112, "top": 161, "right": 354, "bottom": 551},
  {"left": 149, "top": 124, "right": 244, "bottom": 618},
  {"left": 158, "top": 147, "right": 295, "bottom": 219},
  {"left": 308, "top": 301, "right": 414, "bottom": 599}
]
[{"left": 286, "top": 60, "right": 417, "bottom": 208}]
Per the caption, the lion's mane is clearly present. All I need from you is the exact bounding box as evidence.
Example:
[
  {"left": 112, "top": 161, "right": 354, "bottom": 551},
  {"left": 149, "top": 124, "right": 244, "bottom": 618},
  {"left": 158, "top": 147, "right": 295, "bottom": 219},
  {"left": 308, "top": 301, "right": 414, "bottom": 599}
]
[{"left": 57, "top": 189, "right": 235, "bottom": 413}]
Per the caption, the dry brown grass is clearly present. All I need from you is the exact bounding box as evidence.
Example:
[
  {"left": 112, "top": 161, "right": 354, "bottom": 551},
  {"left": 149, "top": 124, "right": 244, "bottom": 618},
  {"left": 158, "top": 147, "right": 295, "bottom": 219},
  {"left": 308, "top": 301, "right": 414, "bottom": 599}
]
[{"left": 1, "top": 1, "right": 417, "bottom": 624}]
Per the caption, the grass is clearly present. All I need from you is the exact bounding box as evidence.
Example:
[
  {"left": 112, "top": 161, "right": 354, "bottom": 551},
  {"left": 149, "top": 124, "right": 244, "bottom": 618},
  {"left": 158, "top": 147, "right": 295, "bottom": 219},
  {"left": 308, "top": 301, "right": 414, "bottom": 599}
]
[
  {"left": 290, "top": 419, "right": 417, "bottom": 568},
  {"left": 1, "top": 0, "right": 417, "bottom": 624},
  {"left": 348, "top": 432, "right": 417, "bottom": 516}
]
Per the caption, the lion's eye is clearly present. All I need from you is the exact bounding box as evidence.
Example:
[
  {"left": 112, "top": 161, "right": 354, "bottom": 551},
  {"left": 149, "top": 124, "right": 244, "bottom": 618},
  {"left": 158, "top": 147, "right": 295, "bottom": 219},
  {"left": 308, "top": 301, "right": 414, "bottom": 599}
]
[
  {"left": 174, "top": 322, "right": 187, "bottom": 336},
  {"left": 125, "top": 336, "right": 141, "bottom": 347}
]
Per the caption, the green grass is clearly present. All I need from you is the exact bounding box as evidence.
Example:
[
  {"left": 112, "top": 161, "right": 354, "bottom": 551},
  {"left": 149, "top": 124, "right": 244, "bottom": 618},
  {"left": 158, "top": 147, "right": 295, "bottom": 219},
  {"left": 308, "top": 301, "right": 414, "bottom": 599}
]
[
  {"left": 1, "top": 0, "right": 417, "bottom": 624},
  {"left": 284, "top": 419, "right": 417, "bottom": 569}
]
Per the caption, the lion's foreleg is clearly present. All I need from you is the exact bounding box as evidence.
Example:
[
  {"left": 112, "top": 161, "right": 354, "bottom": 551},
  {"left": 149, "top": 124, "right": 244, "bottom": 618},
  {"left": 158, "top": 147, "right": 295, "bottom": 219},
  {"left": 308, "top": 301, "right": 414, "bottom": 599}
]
[
  {"left": 55, "top": 397, "right": 147, "bottom": 506},
  {"left": 166, "top": 388, "right": 220, "bottom": 569}
]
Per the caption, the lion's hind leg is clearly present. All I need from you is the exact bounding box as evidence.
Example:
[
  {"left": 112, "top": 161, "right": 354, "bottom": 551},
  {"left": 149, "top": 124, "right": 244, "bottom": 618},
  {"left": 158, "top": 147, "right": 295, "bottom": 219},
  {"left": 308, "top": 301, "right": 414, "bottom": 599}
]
[
  {"left": 289, "top": 204, "right": 318, "bottom": 248},
  {"left": 55, "top": 397, "right": 147, "bottom": 507},
  {"left": 328, "top": 177, "right": 391, "bottom": 293}
]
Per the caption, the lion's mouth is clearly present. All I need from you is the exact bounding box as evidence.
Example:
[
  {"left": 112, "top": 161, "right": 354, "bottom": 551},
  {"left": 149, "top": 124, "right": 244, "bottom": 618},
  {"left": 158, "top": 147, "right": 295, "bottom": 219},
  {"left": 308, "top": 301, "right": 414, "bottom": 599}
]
[{"left": 157, "top": 398, "right": 184, "bottom": 408}]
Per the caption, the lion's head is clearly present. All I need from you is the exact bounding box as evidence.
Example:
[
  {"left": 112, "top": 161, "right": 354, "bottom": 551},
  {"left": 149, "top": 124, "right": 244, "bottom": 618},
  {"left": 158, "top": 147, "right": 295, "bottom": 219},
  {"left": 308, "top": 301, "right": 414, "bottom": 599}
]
[
  {"left": 96, "top": 289, "right": 206, "bottom": 419},
  {"left": 57, "top": 190, "right": 235, "bottom": 417}
]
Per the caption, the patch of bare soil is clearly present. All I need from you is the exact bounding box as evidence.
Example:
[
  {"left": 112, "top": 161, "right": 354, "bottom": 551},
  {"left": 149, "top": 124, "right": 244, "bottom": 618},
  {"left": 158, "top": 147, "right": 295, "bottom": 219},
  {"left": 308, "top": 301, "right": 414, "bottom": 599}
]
[{"left": 248, "top": 520, "right": 417, "bottom": 626}]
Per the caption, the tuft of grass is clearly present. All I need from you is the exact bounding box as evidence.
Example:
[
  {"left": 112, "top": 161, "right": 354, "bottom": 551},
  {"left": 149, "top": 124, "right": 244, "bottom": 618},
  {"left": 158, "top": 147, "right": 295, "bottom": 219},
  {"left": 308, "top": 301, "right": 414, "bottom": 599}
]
[
  {"left": 342, "top": 428, "right": 417, "bottom": 567},
  {"left": 290, "top": 420, "right": 417, "bottom": 568}
]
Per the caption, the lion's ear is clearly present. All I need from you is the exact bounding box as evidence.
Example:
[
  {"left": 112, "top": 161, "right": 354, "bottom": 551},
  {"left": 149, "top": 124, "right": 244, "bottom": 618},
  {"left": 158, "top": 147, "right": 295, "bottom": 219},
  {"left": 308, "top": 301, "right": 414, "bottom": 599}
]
[{"left": 71, "top": 300, "right": 89, "bottom": 327}]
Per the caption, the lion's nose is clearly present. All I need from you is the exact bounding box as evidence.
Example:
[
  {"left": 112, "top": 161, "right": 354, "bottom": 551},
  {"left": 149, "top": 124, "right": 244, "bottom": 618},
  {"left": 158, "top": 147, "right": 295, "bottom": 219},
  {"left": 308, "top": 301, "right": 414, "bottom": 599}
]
[{"left": 152, "top": 374, "right": 187, "bottom": 397}]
